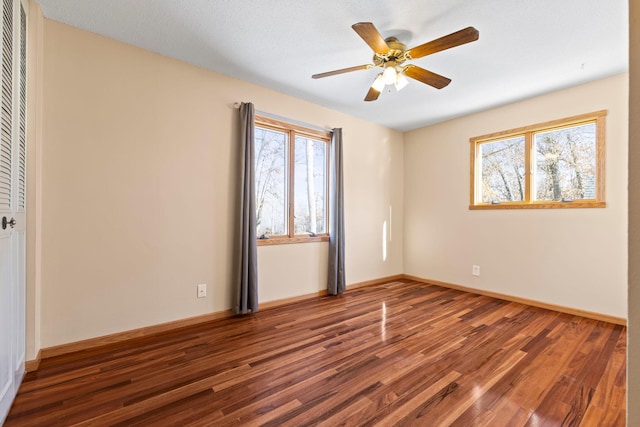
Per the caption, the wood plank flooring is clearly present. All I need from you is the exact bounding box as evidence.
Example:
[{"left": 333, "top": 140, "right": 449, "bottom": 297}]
[{"left": 5, "top": 280, "right": 626, "bottom": 426}]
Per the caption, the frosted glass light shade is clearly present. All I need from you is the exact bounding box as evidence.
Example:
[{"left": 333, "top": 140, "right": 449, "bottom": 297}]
[
  {"left": 395, "top": 73, "right": 409, "bottom": 91},
  {"left": 371, "top": 74, "right": 385, "bottom": 91},
  {"left": 382, "top": 65, "right": 397, "bottom": 85}
]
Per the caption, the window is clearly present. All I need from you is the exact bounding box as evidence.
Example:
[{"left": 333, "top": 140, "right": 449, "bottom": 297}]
[
  {"left": 254, "top": 116, "right": 330, "bottom": 244},
  {"left": 470, "top": 110, "right": 606, "bottom": 209}
]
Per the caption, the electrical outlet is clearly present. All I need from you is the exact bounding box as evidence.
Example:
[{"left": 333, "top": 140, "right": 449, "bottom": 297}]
[
  {"left": 472, "top": 265, "right": 480, "bottom": 277},
  {"left": 197, "top": 284, "right": 207, "bottom": 298}
]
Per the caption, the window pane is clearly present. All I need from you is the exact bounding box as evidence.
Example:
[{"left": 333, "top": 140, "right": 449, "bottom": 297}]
[
  {"left": 479, "top": 137, "right": 526, "bottom": 203},
  {"left": 533, "top": 122, "right": 596, "bottom": 201},
  {"left": 255, "top": 127, "right": 288, "bottom": 236},
  {"left": 294, "top": 136, "right": 327, "bottom": 235}
]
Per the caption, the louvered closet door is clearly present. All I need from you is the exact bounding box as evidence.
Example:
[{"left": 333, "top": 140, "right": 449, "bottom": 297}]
[{"left": 0, "top": 0, "right": 26, "bottom": 423}]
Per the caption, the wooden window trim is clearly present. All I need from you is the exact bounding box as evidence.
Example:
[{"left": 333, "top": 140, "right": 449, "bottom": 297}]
[
  {"left": 257, "top": 235, "right": 330, "bottom": 246},
  {"left": 255, "top": 115, "right": 331, "bottom": 245},
  {"left": 469, "top": 110, "right": 607, "bottom": 210}
]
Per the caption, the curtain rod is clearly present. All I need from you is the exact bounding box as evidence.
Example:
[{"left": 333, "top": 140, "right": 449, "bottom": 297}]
[{"left": 233, "top": 102, "right": 333, "bottom": 133}]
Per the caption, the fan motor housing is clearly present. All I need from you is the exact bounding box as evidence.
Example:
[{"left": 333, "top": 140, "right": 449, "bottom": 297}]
[{"left": 373, "top": 36, "right": 408, "bottom": 67}]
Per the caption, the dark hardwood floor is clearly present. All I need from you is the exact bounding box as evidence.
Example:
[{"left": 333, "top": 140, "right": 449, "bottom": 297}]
[{"left": 6, "top": 280, "right": 626, "bottom": 426}]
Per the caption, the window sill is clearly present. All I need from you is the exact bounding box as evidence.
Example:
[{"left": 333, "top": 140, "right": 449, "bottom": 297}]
[
  {"left": 469, "top": 201, "right": 606, "bottom": 210},
  {"left": 257, "top": 235, "right": 330, "bottom": 246}
]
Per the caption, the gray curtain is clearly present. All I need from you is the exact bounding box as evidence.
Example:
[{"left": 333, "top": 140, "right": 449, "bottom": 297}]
[
  {"left": 235, "top": 102, "right": 258, "bottom": 314},
  {"left": 328, "top": 128, "right": 346, "bottom": 295}
]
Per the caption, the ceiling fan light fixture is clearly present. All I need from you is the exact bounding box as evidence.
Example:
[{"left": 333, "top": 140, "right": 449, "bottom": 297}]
[
  {"left": 371, "top": 73, "right": 386, "bottom": 91},
  {"left": 312, "top": 23, "right": 480, "bottom": 102},
  {"left": 382, "top": 62, "right": 397, "bottom": 85},
  {"left": 395, "top": 72, "right": 409, "bottom": 91}
]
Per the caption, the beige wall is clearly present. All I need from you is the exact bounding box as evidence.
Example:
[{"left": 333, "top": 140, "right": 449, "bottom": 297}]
[
  {"left": 628, "top": 0, "right": 638, "bottom": 423},
  {"left": 34, "top": 19, "right": 404, "bottom": 349},
  {"left": 404, "top": 74, "right": 628, "bottom": 318},
  {"left": 25, "top": 0, "right": 44, "bottom": 365}
]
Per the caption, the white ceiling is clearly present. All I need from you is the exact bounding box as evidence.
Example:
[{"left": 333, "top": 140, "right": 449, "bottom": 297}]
[{"left": 34, "top": 0, "right": 628, "bottom": 132}]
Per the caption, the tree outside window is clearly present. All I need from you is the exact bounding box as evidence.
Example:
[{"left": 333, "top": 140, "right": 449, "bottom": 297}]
[
  {"left": 533, "top": 123, "right": 596, "bottom": 201},
  {"left": 479, "top": 136, "right": 525, "bottom": 203},
  {"left": 255, "top": 127, "right": 287, "bottom": 236}
]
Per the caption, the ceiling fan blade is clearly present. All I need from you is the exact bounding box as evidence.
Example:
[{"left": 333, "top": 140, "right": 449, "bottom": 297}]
[
  {"left": 312, "top": 64, "right": 371, "bottom": 79},
  {"left": 406, "top": 26, "right": 479, "bottom": 59},
  {"left": 352, "top": 22, "right": 390, "bottom": 54},
  {"left": 364, "top": 86, "right": 381, "bottom": 102},
  {"left": 403, "top": 65, "right": 451, "bottom": 89}
]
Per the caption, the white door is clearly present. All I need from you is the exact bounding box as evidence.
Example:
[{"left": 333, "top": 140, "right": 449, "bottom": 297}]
[{"left": 0, "top": 0, "right": 27, "bottom": 423}]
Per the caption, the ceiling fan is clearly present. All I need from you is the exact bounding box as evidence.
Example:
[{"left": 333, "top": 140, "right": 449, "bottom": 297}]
[{"left": 312, "top": 22, "right": 479, "bottom": 101}]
